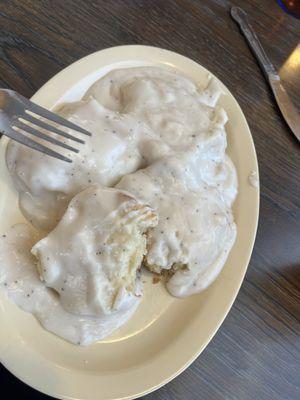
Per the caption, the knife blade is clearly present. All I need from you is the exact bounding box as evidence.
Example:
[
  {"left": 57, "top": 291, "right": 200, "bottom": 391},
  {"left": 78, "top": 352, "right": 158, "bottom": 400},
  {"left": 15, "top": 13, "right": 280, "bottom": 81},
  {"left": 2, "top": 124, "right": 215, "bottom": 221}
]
[{"left": 231, "top": 6, "right": 300, "bottom": 142}]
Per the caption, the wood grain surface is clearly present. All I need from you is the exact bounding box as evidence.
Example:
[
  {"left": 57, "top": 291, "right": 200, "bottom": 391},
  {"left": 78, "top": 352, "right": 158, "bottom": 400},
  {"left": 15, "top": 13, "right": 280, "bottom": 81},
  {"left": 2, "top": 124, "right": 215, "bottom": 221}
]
[{"left": 0, "top": 0, "right": 299, "bottom": 399}]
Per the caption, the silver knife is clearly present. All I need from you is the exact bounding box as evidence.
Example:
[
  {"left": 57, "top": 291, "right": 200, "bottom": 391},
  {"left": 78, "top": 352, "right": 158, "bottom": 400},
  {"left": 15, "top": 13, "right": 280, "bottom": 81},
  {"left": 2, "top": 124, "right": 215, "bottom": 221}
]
[{"left": 231, "top": 6, "right": 300, "bottom": 142}]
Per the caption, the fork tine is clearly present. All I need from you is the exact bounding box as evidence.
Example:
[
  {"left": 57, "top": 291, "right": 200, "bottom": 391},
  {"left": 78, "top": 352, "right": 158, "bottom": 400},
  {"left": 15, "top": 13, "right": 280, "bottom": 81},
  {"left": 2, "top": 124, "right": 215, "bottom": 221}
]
[
  {"left": 22, "top": 114, "right": 85, "bottom": 144},
  {"left": 20, "top": 96, "right": 91, "bottom": 136},
  {"left": 3, "top": 127, "right": 72, "bottom": 163},
  {"left": 13, "top": 121, "right": 79, "bottom": 153}
]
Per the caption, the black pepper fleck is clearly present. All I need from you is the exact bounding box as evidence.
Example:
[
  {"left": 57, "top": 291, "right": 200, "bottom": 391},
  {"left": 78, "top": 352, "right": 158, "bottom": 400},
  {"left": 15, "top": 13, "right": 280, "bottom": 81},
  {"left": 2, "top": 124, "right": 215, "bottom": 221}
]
[{"left": 2, "top": 234, "right": 6, "bottom": 238}]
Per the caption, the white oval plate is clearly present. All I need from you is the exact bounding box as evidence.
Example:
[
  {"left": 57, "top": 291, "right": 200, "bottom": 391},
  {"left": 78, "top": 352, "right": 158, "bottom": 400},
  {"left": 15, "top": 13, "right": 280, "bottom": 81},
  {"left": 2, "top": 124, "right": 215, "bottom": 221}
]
[{"left": 0, "top": 45, "right": 259, "bottom": 400}]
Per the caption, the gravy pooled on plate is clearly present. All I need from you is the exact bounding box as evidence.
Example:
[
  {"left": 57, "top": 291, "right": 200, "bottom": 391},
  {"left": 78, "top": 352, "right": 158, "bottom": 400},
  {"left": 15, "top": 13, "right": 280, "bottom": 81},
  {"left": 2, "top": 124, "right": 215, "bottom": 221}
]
[{"left": 0, "top": 187, "right": 157, "bottom": 345}]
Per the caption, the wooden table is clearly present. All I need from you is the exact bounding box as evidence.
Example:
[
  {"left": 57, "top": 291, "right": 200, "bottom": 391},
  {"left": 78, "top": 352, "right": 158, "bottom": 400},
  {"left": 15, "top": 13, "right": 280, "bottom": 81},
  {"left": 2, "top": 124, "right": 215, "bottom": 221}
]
[{"left": 0, "top": 1, "right": 299, "bottom": 399}]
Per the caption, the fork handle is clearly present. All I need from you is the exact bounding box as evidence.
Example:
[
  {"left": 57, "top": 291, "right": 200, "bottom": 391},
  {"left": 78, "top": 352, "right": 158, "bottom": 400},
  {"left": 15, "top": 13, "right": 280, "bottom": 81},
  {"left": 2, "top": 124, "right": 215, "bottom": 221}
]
[{"left": 230, "top": 7, "right": 278, "bottom": 80}]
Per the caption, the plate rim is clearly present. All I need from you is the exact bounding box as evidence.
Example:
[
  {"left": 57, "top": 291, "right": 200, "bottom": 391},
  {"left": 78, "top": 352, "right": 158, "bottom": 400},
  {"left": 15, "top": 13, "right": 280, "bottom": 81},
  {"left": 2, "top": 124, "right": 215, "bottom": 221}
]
[{"left": 0, "top": 44, "right": 260, "bottom": 400}]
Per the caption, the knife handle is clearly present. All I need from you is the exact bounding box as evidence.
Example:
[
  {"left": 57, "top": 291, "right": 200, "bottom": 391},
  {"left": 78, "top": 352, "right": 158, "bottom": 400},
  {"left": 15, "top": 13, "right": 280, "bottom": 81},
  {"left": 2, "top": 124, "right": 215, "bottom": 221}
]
[{"left": 231, "top": 7, "right": 278, "bottom": 80}]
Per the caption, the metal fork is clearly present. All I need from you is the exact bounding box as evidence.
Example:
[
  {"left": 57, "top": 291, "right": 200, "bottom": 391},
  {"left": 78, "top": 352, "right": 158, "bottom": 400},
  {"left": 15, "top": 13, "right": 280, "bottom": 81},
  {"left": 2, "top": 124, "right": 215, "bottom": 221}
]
[{"left": 0, "top": 89, "right": 91, "bottom": 162}]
